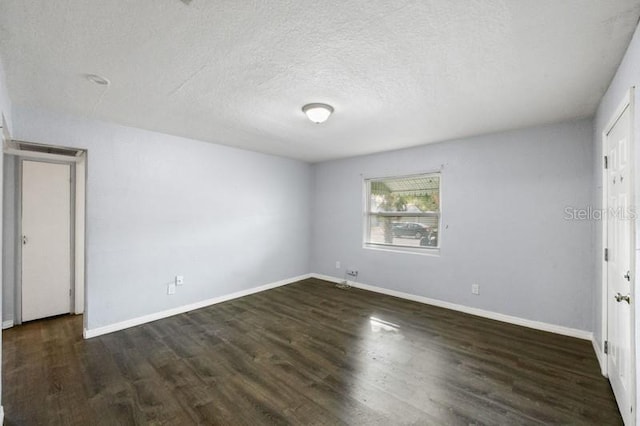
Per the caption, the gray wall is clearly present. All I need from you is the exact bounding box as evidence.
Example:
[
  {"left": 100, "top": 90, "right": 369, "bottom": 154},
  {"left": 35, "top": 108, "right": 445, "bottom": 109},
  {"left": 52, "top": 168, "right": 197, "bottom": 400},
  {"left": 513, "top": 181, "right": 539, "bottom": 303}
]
[
  {"left": 593, "top": 20, "right": 640, "bottom": 422},
  {"left": 10, "top": 106, "right": 312, "bottom": 331},
  {"left": 310, "top": 119, "right": 594, "bottom": 332},
  {"left": 0, "top": 55, "right": 11, "bottom": 132}
]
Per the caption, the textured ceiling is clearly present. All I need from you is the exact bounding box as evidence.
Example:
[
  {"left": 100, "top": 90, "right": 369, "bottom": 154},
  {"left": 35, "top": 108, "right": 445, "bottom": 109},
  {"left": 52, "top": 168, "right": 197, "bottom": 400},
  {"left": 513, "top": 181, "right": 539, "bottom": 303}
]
[{"left": 1, "top": 1, "right": 639, "bottom": 162}]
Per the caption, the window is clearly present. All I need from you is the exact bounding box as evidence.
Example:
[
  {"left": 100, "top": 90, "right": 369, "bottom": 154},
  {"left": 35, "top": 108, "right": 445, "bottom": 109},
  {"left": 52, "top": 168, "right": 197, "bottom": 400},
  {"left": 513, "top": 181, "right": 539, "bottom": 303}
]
[{"left": 365, "top": 173, "right": 440, "bottom": 251}]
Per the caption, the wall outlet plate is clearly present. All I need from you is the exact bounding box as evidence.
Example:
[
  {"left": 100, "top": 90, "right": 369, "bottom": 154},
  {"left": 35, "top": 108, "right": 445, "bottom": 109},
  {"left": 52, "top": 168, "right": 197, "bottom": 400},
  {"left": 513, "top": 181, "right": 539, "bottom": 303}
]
[
  {"left": 335, "top": 261, "right": 341, "bottom": 269},
  {"left": 471, "top": 284, "right": 479, "bottom": 295},
  {"left": 176, "top": 275, "right": 184, "bottom": 286},
  {"left": 168, "top": 283, "right": 176, "bottom": 295}
]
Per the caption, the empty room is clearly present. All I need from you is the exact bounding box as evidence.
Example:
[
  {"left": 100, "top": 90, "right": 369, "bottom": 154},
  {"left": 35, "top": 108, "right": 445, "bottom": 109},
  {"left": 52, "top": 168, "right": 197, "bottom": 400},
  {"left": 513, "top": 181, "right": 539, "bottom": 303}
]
[{"left": 1, "top": 0, "right": 640, "bottom": 424}]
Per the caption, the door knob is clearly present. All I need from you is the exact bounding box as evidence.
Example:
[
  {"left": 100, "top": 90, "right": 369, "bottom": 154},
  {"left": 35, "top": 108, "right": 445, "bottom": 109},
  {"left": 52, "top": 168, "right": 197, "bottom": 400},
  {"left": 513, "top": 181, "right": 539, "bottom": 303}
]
[
  {"left": 615, "top": 293, "right": 631, "bottom": 304},
  {"left": 624, "top": 271, "right": 631, "bottom": 281}
]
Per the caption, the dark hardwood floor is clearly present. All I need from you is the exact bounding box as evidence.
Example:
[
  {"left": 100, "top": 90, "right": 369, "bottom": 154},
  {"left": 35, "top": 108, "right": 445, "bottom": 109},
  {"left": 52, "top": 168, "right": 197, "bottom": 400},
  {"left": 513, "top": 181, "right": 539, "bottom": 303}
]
[{"left": 3, "top": 278, "right": 621, "bottom": 425}]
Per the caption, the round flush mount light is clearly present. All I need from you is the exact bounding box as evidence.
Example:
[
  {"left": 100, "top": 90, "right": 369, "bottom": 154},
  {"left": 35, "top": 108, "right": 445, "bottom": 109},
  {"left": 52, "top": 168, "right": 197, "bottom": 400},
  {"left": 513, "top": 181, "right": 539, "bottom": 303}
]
[
  {"left": 86, "top": 74, "right": 110, "bottom": 86},
  {"left": 302, "top": 103, "right": 334, "bottom": 124}
]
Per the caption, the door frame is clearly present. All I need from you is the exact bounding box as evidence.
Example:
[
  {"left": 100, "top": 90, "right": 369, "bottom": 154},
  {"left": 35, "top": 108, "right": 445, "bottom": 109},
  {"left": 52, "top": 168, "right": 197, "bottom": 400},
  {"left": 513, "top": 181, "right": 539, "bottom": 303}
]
[
  {"left": 601, "top": 87, "right": 636, "bottom": 419},
  {"left": 3, "top": 141, "right": 87, "bottom": 327}
]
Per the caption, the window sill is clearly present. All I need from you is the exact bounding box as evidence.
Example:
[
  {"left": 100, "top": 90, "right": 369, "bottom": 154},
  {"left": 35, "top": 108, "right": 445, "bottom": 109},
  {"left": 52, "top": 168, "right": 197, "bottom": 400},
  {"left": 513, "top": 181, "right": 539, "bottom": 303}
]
[{"left": 363, "top": 243, "right": 440, "bottom": 257}]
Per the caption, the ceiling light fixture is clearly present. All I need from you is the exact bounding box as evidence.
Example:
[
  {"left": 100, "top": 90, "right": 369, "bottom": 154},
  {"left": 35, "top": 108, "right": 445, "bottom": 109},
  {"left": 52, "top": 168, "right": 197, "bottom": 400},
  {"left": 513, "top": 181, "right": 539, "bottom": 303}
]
[
  {"left": 86, "top": 74, "right": 110, "bottom": 86},
  {"left": 302, "top": 103, "right": 334, "bottom": 124}
]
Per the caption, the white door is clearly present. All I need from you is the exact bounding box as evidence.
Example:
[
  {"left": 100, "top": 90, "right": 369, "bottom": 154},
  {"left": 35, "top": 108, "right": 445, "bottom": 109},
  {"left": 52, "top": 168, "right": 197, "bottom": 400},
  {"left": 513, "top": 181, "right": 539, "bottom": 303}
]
[
  {"left": 21, "top": 160, "right": 71, "bottom": 322},
  {"left": 606, "top": 102, "right": 635, "bottom": 425}
]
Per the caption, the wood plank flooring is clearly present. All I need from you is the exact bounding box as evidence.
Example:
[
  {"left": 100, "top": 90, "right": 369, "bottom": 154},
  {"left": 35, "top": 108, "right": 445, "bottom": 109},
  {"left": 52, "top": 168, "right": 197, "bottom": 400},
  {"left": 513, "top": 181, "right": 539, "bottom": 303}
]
[{"left": 3, "top": 278, "right": 621, "bottom": 425}]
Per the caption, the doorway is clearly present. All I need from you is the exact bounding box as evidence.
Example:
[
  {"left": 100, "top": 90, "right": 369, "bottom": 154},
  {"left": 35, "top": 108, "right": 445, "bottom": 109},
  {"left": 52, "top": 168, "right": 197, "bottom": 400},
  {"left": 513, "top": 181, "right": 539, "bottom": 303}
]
[
  {"left": 3, "top": 140, "right": 86, "bottom": 328},
  {"left": 603, "top": 88, "right": 636, "bottom": 425}
]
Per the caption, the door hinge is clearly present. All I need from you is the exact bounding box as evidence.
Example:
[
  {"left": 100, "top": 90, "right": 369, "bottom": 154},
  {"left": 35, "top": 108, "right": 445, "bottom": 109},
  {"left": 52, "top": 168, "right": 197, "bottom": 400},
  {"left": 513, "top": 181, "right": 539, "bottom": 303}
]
[
  {"left": 604, "top": 155, "right": 608, "bottom": 169},
  {"left": 604, "top": 248, "right": 609, "bottom": 262},
  {"left": 604, "top": 340, "right": 609, "bottom": 354}
]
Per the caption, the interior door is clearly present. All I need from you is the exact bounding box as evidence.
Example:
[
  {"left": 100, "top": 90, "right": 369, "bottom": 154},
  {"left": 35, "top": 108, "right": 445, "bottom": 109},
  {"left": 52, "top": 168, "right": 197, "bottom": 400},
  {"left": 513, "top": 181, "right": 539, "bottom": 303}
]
[
  {"left": 21, "top": 160, "right": 71, "bottom": 322},
  {"left": 606, "top": 102, "right": 635, "bottom": 425}
]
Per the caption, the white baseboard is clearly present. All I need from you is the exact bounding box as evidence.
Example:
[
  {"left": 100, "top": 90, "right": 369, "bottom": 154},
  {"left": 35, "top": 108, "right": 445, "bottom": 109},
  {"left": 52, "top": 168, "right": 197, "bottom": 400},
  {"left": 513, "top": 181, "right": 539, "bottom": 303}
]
[
  {"left": 2, "top": 320, "right": 13, "bottom": 330},
  {"left": 82, "top": 272, "right": 594, "bottom": 343},
  {"left": 592, "top": 337, "right": 608, "bottom": 376},
  {"left": 0, "top": 405, "right": 4, "bottom": 425},
  {"left": 311, "top": 273, "right": 593, "bottom": 341},
  {"left": 84, "top": 274, "right": 311, "bottom": 339}
]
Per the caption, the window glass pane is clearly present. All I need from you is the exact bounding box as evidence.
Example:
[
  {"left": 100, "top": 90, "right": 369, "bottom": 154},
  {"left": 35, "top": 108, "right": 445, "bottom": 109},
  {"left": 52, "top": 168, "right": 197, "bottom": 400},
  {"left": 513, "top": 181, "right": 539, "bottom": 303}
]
[
  {"left": 367, "top": 218, "right": 438, "bottom": 247},
  {"left": 366, "top": 174, "right": 440, "bottom": 249},
  {"left": 369, "top": 175, "right": 439, "bottom": 212}
]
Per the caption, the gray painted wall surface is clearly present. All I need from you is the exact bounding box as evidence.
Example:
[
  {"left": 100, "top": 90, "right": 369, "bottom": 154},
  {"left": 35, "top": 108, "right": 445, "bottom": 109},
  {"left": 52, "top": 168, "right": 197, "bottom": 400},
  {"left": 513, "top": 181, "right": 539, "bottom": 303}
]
[
  {"left": 0, "top": 56, "right": 11, "bottom": 133},
  {"left": 310, "top": 119, "right": 594, "bottom": 332},
  {"left": 593, "top": 21, "right": 640, "bottom": 422},
  {"left": 11, "top": 106, "right": 311, "bottom": 331}
]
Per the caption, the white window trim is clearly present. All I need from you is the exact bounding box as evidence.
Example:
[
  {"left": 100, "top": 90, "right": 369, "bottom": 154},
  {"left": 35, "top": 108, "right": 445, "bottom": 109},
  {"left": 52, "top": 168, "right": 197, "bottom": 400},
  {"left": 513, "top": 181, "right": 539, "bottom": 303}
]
[{"left": 362, "top": 171, "right": 442, "bottom": 255}]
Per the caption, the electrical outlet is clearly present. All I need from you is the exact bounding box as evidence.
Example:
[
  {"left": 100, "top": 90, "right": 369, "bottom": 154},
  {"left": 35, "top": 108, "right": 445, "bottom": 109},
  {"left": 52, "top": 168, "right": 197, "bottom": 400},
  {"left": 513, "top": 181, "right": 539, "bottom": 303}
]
[
  {"left": 176, "top": 275, "right": 184, "bottom": 286},
  {"left": 346, "top": 269, "right": 358, "bottom": 277},
  {"left": 335, "top": 261, "right": 341, "bottom": 269},
  {"left": 168, "top": 283, "right": 176, "bottom": 295},
  {"left": 471, "top": 284, "right": 479, "bottom": 295}
]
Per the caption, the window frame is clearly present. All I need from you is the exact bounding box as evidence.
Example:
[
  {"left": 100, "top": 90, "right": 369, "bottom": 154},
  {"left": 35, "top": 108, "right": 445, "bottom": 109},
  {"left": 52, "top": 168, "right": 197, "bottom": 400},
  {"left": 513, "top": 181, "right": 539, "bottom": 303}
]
[{"left": 362, "top": 171, "right": 442, "bottom": 255}]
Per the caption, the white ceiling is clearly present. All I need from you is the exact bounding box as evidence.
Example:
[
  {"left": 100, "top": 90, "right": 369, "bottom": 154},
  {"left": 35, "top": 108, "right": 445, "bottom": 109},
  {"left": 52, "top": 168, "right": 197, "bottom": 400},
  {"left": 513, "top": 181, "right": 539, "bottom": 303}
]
[{"left": 1, "top": 1, "right": 639, "bottom": 162}]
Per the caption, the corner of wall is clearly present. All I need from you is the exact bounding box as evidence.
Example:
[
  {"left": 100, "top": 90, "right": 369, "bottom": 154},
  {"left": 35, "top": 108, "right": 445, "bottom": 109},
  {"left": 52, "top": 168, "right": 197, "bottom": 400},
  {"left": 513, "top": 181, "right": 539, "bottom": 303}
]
[
  {"left": 308, "top": 162, "right": 318, "bottom": 274},
  {"left": 0, "top": 55, "right": 13, "bottom": 136}
]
